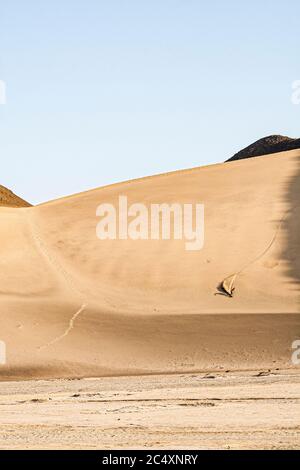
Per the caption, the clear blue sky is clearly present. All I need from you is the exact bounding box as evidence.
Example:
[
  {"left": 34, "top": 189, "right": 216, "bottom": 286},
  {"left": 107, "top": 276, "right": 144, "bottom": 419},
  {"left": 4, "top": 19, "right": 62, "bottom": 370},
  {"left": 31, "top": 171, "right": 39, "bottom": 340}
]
[{"left": 0, "top": 0, "right": 299, "bottom": 204}]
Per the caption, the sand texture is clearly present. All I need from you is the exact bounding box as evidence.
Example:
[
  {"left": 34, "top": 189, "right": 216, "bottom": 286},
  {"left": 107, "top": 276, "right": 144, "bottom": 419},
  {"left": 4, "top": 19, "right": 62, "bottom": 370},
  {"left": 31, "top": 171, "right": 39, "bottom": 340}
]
[
  {"left": 0, "top": 150, "right": 300, "bottom": 379},
  {"left": 0, "top": 372, "right": 298, "bottom": 449}
]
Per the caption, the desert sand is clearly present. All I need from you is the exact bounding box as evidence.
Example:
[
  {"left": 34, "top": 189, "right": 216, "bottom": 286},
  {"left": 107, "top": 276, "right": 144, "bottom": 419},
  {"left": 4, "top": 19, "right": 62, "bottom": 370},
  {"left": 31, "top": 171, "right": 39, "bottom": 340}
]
[
  {"left": 0, "top": 149, "right": 300, "bottom": 449},
  {"left": 0, "top": 150, "right": 300, "bottom": 379},
  {"left": 0, "top": 371, "right": 299, "bottom": 449}
]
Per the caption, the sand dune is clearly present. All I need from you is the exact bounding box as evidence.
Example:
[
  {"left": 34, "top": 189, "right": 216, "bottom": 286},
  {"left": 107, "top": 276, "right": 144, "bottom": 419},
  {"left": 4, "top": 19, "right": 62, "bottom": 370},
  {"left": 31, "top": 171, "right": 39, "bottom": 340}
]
[{"left": 0, "top": 150, "right": 300, "bottom": 380}]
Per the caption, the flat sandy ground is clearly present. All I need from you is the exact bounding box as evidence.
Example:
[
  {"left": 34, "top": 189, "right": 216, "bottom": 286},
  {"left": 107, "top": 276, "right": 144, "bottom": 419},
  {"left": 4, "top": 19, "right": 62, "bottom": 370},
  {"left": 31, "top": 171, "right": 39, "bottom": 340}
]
[{"left": 0, "top": 370, "right": 299, "bottom": 450}]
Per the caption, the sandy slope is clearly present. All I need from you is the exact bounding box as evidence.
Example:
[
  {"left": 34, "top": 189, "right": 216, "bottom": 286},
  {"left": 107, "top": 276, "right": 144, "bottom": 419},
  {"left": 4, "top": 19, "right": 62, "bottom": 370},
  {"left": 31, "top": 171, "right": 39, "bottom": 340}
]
[
  {"left": 0, "top": 150, "right": 300, "bottom": 379},
  {"left": 0, "top": 372, "right": 299, "bottom": 449}
]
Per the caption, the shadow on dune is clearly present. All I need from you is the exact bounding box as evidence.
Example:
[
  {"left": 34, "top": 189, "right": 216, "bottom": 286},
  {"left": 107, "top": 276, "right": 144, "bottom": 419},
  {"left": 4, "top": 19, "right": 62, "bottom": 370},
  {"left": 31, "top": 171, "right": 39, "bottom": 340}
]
[{"left": 282, "top": 154, "right": 300, "bottom": 300}]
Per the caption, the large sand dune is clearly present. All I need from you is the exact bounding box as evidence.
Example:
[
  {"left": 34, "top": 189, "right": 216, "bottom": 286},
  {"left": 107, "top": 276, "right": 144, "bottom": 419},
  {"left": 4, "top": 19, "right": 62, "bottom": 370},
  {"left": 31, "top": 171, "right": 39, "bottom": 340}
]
[{"left": 0, "top": 150, "right": 300, "bottom": 380}]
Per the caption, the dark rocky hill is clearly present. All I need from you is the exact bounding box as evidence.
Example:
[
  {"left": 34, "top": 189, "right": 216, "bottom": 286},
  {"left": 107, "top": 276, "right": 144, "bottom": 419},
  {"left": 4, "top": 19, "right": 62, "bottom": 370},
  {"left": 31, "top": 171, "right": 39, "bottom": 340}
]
[
  {"left": 0, "top": 185, "right": 31, "bottom": 207},
  {"left": 227, "top": 135, "right": 300, "bottom": 162}
]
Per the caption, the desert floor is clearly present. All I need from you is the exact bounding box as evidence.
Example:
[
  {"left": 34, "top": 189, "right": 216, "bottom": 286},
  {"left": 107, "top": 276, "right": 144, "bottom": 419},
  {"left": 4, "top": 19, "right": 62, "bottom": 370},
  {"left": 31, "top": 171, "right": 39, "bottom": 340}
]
[{"left": 0, "top": 370, "right": 299, "bottom": 450}]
